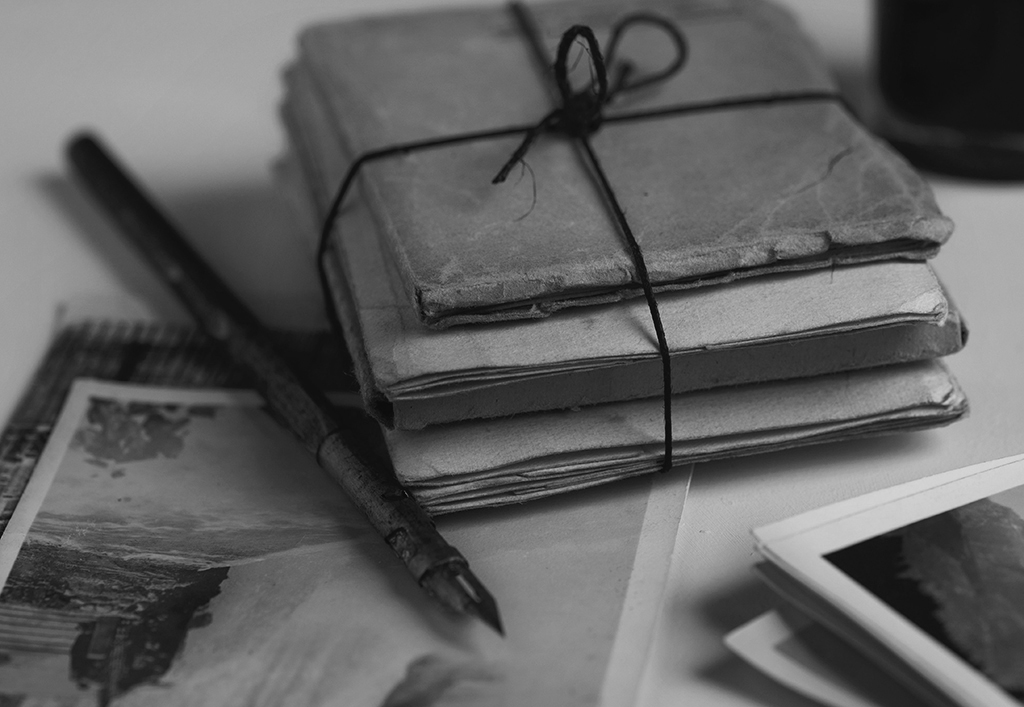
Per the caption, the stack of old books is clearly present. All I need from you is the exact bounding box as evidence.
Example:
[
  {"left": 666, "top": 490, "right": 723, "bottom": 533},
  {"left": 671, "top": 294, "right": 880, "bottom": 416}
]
[{"left": 277, "top": 0, "right": 968, "bottom": 513}]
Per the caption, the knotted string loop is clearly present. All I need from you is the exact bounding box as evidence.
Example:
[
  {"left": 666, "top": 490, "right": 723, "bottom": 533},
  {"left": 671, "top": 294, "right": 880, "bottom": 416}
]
[
  {"left": 604, "top": 13, "right": 688, "bottom": 97},
  {"left": 554, "top": 25, "right": 607, "bottom": 123},
  {"left": 493, "top": 12, "right": 687, "bottom": 183}
]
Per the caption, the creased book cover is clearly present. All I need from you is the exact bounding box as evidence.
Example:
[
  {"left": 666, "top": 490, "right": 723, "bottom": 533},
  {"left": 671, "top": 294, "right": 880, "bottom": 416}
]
[{"left": 278, "top": 143, "right": 965, "bottom": 430}]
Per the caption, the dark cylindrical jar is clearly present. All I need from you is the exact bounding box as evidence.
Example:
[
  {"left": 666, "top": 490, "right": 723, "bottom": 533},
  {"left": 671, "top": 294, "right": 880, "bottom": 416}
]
[{"left": 875, "top": 0, "right": 1024, "bottom": 179}]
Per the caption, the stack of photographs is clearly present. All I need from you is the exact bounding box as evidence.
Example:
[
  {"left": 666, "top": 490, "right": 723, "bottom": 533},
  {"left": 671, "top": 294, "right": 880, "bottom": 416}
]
[{"left": 730, "top": 455, "right": 1024, "bottom": 707}]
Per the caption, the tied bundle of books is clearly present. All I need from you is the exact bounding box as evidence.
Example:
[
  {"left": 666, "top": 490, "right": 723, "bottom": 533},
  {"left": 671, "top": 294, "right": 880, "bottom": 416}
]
[{"left": 278, "top": 0, "right": 968, "bottom": 513}]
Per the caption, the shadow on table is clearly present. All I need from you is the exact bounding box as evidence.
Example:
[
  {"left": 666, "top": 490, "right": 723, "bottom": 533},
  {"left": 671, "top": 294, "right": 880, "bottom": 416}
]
[
  {"left": 695, "top": 430, "right": 934, "bottom": 494},
  {"left": 694, "top": 581, "right": 825, "bottom": 707},
  {"left": 37, "top": 173, "right": 325, "bottom": 329}
]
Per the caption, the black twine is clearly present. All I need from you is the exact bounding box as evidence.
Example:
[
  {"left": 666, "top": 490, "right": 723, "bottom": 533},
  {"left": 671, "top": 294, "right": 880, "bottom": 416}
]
[
  {"left": 317, "top": 0, "right": 845, "bottom": 472},
  {"left": 492, "top": 4, "right": 688, "bottom": 183},
  {"left": 492, "top": 2, "right": 689, "bottom": 472}
]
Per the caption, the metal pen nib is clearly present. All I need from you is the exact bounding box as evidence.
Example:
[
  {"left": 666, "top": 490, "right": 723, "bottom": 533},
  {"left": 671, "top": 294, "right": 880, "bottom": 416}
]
[{"left": 421, "top": 562, "right": 504, "bottom": 636}]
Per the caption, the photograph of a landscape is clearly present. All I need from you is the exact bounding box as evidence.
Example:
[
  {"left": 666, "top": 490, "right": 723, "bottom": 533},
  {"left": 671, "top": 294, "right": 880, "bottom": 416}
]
[{"left": 0, "top": 380, "right": 657, "bottom": 707}]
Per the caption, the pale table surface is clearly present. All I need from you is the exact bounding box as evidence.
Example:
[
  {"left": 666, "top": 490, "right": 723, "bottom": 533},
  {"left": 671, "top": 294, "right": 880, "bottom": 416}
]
[{"left": 2, "top": 1, "right": 1021, "bottom": 705}]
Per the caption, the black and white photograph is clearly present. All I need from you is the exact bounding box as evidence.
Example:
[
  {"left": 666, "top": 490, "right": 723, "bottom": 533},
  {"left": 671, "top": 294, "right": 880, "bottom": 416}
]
[
  {"left": 827, "top": 488, "right": 1024, "bottom": 703},
  {"left": 0, "top": 379, "right": 686, "bottom": 706},
  {"left": 753, "top": 456, "right": 1024, "bottom": 707}
]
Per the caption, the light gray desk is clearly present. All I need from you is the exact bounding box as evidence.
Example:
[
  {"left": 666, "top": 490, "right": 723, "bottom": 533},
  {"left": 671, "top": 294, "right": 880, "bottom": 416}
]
[{"left": 2, "top": 2, "right": 1020, "bottom": 704}]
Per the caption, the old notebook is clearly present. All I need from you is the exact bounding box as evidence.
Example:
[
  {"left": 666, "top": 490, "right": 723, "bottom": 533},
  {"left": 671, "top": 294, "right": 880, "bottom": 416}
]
[
  {"left": 278, "top": 135, "right": 965, "bottom": 430},
  {"left": 385, "top": 360, "right": 967, "bottom": 513},
  {"left": 293, "top": 0, "right": 952, "bottom": 327}
]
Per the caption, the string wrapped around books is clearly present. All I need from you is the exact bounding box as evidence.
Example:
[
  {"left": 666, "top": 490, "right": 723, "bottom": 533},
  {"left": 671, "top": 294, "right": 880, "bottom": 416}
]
[{"left": 317, "top": 0, "right": 844, "bottom": 473}]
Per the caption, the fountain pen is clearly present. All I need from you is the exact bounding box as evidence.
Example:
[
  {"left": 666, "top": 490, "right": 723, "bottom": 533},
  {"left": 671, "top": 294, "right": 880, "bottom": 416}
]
[{"left": 66, "top": 131, "right": 503, "bottom": 636}]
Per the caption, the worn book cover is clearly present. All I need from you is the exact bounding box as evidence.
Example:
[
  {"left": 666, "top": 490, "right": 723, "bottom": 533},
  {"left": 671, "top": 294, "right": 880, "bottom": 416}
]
[
  {"left": 279, "top": 123, "right": 965, "bottom": 430},
  {"left": 385, "top": 360, "right": 967, "bottom": 513},
  {"left": 293, "top": 0, "right": 952, "bottom": 327}
]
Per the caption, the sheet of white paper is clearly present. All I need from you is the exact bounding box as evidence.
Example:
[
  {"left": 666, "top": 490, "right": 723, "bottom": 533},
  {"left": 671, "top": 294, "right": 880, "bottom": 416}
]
[{"left": 0, "top": 379, "right": 689, "bottom": 707}]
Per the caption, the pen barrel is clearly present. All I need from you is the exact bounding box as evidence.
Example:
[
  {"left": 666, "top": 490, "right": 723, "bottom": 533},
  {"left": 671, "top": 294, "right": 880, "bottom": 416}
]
[
  {"left": 66, "top": 131, "right": 464, "bottom": 588},
  {"left": 318, "top": 432, "right": 467, "bottom": 580},
  {"left": 66, "top": 134, "right": 265, "bottom": 341}
]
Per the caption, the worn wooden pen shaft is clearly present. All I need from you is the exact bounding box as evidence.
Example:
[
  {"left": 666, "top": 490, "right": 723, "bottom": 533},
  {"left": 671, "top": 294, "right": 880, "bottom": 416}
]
[{"left": 66, "top": 131, "right": 502, "bottom": 635}]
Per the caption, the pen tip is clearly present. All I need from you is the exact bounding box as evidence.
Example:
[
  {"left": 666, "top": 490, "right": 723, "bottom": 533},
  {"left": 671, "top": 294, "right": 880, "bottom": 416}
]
[{"left": 422, "top": 563, "right": 504, "bottom": 636}]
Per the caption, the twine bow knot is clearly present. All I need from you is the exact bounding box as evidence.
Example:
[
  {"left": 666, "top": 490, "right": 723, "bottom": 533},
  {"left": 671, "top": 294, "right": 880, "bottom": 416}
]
[{"left": 493, "top": 15, "right": 687, "bottom": 184}]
